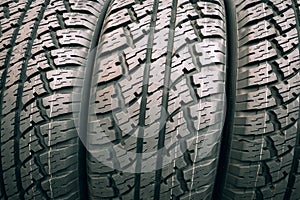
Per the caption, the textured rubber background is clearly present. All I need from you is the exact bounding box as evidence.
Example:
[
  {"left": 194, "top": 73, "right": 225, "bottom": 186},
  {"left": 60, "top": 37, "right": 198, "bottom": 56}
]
[
  {"left": 86, "top": 0, "right": 226, "bottom": 199},
  {"left": 222, "top": 0, "right": 300, "bottom": 199},
  {"left": 0, "top": 0, "right": 106, "bottom": 199},
  {"left": 1, "top": 0, "right": 300, "bottom": 199}
]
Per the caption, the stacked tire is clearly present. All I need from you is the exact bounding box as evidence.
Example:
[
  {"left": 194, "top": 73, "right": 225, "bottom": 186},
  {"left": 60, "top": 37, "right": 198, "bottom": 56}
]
[{"left": 0, "top": 0, "right": 299, "bottom": 199}]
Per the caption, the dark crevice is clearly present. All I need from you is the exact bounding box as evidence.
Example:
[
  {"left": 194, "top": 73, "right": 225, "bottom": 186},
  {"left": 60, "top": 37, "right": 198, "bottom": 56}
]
[
  {"left": 284, "top": 0, "right": 300, "bottom": 199},
  {"left": 267, "top": 110, "right": 282, "bottom": 131},
  {"left": 3, "top": 4, "right": 10, "bottom": 18},
  {"left": 261, "top": 161, "right": 273, "bottom": 186},
  {"left": 78, "top": 0, "right": 113, "bottom": 199},
  {"left": 108, "top": 174, "right": 121, "bottom": 198},
  {"left": 268, "top": 86, "right": 284, "bottom": 105},
  {"left": 212, "top": 0, "right": 238, "bottom": 199},
  {"left": 175, "top": 167, "right": 189, "bottom": 192},
  {"left": 255, "top": 188, "right": 264, "bottom": 200},
  {"left": 264, "top": 136, "right": 279, "bottom": 158},
  {"left": 63, "top": 0, "right": 72, "bottom": 12},
  {"left": 153, "top": 0, "right": 178, "bottom": 198},
  {"left": 133, "top": 0, "right": 160, "bottom": 199}
]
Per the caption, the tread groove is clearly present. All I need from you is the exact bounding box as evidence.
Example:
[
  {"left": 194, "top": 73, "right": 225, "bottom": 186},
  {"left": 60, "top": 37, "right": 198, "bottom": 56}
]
[
  {"left": 284, "top": 0, "right": 300, "bottom": 199},
  {"left": 13, "top": 1, "right": 50, "bottom": 199},
  {"left": 153, "top": 0, "right": 179, "bottom": 198},
  {"left": 133, "top": 0, "right": 160, "bottom": 199},
  {"left": 0, "top": 1, "right": 34, "bottom": 198}
]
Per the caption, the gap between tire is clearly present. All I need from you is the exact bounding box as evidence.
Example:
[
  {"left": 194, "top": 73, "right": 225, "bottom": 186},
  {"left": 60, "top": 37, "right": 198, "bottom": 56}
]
[
  {"left": 78, "top": 1, "right": 113, "bottom": 199},
  {"left": 212, "top": 0, "right": 238, "bottom": 199}
]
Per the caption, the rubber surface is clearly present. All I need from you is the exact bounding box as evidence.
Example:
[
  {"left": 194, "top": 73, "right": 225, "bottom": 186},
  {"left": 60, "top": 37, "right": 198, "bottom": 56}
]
[
  {"left": 0, "top": 0, "right": 106, "bottom": 199},
  {"left": 221, "top": 0, "right": 300, "bottom": 199},
  {"left": 86, "top": 0, "right": 226, "bottom": 199},
  {"left": 1, "top": 0, "right": 300, "bottom": 199}
]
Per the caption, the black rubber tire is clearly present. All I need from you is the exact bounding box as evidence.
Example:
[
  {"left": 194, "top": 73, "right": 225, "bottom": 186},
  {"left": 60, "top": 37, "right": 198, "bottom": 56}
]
[
  {"left": 1, "top": 0, "right": 300, "bottom": 200},
  {"left": 0, "top": 0, "right": 106, "bottom": 199},
  {"left": 86, "top": 0, "right": 226, "bottom": 199},
  {"left": 217, "top": 0, "right": 300, "bottom": 199}
]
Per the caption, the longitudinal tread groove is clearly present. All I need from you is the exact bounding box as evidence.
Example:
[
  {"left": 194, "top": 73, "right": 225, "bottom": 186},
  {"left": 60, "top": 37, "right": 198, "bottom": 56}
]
[
  {"left": 134, "top": 1, "right": 160, "bottom": 199},
  {"left": 13, "top": 1, "right": 51, "bottom": 198},
  {"left": 0, "top": 1, "right": 34, "bottom": 198},
  {"left": 153, "top": 0, "right": 178, "bottom": 198}
]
